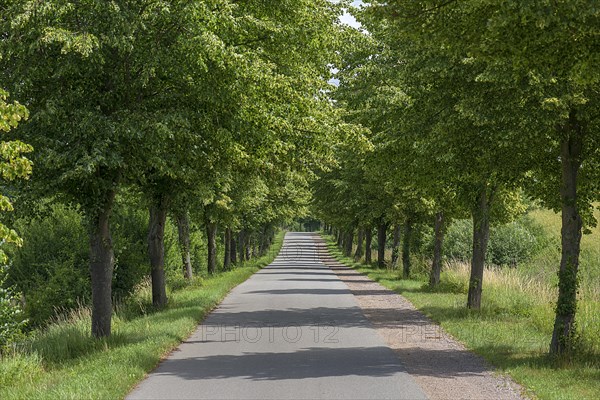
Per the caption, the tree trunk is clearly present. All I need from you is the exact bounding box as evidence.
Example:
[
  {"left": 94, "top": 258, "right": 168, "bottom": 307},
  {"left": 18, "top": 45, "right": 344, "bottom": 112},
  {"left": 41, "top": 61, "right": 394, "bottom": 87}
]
[
  {"left": 89, "top": 189, "right": 116, "bottom": 338},
  {"left": 176, "top": 211, "right": 193, "bottom": 280},
  {"left": 148, "top": 193, "right": 169, "bottom": 308},
  {"left": 336, "top": 229, "right": 343, "bottom": 247},
  {"left": 224, "top": 228, "right": 231, "bottom": 270},
  {"left": 430, "top": 211, "right": 445, "bottom": 287},
  {"left": 467, "top": 189, "right": 492, "bottom": 309},
  {"left": 343, "top": 229, "right": 354, "bottom": 257},
  {"left": 391, "top": 224, "right": 401, "bottom": 269},
  {"left": 402, "top": 218, "right": 413, "bottom": 278},
  {"left": 365, "top": 227, "right": 372, "bottom": 264},
  {"left": 377, "top": 220, "right": 387, "bottom": 268},
  {"left": 258, "top": 226, "right": 270, "bottom": 257},
  {"left": 354, "top": 228, "right": 364, "bottom": 261},
  {"left": 230, "top": 232, "right": 237, "bottom": 264},
  {"left": 550, "top": 115, "right": 584, "bottom": 355},
  {"left": 206, "top": 218, "right": 217, "bottom": 274},
  {"left": 238, "top": 230, "right": 246, "bottom": 263}
]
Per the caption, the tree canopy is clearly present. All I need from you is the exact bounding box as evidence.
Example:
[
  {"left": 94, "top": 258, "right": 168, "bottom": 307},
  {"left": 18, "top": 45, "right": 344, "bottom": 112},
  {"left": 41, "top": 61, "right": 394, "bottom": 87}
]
[
  {"left": 1, "top": 0, "right": 352, "bottom": 337},
  {"left": 313, "top": 0, "right": 600, "bottom": 355}
]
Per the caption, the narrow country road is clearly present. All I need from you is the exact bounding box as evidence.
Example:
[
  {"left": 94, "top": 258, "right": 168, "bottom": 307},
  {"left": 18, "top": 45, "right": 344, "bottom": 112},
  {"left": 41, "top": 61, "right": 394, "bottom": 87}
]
[{"left": 128, "top": 232, "right": 427, "bottom": 399}]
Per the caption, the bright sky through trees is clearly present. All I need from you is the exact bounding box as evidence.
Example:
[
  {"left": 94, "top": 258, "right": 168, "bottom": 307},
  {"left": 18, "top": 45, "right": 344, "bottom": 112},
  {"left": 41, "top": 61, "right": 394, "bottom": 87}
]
[{"left": 340, "top": 1, "right": 362, "bottom": 28}]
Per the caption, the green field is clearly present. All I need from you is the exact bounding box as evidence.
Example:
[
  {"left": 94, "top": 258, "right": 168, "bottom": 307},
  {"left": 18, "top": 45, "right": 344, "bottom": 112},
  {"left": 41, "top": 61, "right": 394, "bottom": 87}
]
[
  {"left": 0, "top": 232, "right": 284, "bottom": 400},
  {"left": 324, "top": 209, "right": 600, "bottom": 400}
]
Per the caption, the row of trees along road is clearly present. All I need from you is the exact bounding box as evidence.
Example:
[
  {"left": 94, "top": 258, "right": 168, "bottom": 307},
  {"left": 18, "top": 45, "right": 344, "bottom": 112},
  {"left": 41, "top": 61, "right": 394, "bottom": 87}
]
[
  {"left": 313, "top": 1, "right": 600, "bottom": 355},
  {"left": 0, "top": 1, "right": 361, "bottom": 338}
]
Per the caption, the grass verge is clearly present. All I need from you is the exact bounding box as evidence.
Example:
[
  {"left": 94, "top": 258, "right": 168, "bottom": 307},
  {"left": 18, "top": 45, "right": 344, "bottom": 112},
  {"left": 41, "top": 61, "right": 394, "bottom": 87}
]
[
  {"left": 0, "top": 231, "right": 285, "bottom": 400},
  {"left": 322, "top": 233, "right": 600, "bottom": 400}
]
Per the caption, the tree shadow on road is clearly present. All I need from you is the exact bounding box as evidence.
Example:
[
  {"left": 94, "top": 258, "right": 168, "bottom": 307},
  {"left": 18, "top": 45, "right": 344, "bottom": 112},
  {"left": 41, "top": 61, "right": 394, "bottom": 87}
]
[{"left": 150, "top": 346, "right": 408, "bottom": 381}]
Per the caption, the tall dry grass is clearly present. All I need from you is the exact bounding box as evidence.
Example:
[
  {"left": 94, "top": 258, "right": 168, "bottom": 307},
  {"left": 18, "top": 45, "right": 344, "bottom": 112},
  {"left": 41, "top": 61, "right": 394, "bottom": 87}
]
[{"left": 444, "top": 259, "right": 557, "bottom": 304}]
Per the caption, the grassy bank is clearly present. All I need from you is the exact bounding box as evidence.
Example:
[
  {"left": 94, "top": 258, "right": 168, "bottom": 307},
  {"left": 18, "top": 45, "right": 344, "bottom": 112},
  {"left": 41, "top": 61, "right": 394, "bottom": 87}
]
[
  {"left": 521, "top": 208, "right": 600, "bottom": 302},
  {"left": 323, "top": 227, "right": 600, "bottom": 400},
  {"left": 0, "top": 231, "right": 284, "bottom": 400}
]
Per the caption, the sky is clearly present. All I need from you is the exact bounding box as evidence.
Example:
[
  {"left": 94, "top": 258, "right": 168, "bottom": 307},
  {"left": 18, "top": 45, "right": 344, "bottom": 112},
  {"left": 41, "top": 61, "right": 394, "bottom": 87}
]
[{"left": 339, "top": 1, "right": 362, "bottom": 29}]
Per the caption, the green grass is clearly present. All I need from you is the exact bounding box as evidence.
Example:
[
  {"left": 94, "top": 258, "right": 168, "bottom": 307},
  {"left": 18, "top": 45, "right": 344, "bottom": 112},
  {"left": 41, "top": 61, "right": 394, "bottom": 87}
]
[
  {"left": 323, "top": 225, "right": 600, "bottom": 400},
  {"left": 525, "top": 208, "right": 600, "bottom": 301},
  {"left": 0, "top": 232, "right": 284, "bottom": 400}
]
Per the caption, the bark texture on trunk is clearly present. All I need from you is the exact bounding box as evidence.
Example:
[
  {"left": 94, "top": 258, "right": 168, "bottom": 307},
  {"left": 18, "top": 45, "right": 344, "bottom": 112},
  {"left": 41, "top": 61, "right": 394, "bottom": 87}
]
[
  {"left": 365, "top": 227, "right": 372, "bottom": 264},
  {"left": 258, "top": 227, "right": 268, "bottom": 257},
  {"left": 550, "top": 114, "right": 584, "bottom": 355},
  {"left": 224, "top": 228, "right": 231, "bottom": 270},
  {"left": 430, "top": 211, "right": 445, "bottom": 287},
  {"left": 89, "top": 189, "right": 116, "bottom": 338},
  {"left": 402, "top": 218, "right": 413, "bottom": 278},
  {"left": 354, "top": 228, "right": 364, "bottom": 261},
  {"left": 259, "top": 236, "right": 268, "bottom": 257},
  {"left": 148, "top": 193, "right": 169, "bottom": 307},
  {"left": 391, "top": 224, "right": 401, "bottom": 269},
  {"left": 206, "top": 219, "right": 217, "bottom": 274},
  {"left": 377, "top": 220, "right": 388, "bottom": 268},
  {"left": 176, "top": 211, "right": 193, "bottom": 280},
  {"left": 467, "top": 189, "right": 492, "bottom": 309},
  {"left": 230, "top": 232, "right": 237, "bottom": 264},
  {"left": 343, "top": 229, "right": 354, "bottom": 257}
]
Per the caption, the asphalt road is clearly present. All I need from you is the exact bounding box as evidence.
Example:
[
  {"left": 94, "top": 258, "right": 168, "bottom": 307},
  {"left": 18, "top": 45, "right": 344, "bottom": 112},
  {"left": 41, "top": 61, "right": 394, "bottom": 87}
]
[{"left": 128, "top": 232, "right": 427, "bottom": 400}]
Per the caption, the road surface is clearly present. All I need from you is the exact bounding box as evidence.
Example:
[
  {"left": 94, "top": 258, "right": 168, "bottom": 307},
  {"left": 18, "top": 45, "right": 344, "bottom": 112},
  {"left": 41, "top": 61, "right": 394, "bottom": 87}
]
[{"left": 128, "top": 232, "right": 427, "bottom": 399}]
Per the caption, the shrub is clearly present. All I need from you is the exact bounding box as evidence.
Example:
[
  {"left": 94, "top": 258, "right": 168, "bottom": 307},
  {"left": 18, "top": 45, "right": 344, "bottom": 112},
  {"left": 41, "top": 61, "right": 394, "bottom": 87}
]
[
  {"left": 443, "top": 216, "right": 548, "bottom": 267},
  {"left": 189, "top": 228, "right": 208, "bottom": 273},
  {"left": 443, "top": 219, "right": 474, "bottom": 262},
  {"left": 488, "top": 221, "right": 539, "bottom": 266},
  {"left": 8, "top": 196, "right": 153, "bottom": 327},
  {"left": 6, "top": 192, "right": 220, "bottom": 327},
  {"left": 7, "top": 204, "right": 90, "bottom": 326},
  {"left": 164, "top": 217, "right": 182, "bottom": 279},
  {"left": 112, "top": 198, "right": 149, "bottom": 300},
  {"left": 0, "top": 269, "right": 27, "bottom": 350},
  {"left": 164, "top": 217, "right": 212, "bottom": 281}
]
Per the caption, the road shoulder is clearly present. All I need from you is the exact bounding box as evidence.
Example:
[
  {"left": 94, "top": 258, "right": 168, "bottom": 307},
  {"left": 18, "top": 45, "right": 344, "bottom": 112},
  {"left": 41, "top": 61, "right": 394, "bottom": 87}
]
[{"left": 315, "top": 236, "right": 527, "bottom": 400}]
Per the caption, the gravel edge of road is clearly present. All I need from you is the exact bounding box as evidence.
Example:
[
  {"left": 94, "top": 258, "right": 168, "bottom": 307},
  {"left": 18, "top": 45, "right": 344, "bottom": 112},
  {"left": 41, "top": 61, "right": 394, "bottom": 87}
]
[{"left": 315, "top": 236, "right": 529, "bottom": 400}]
